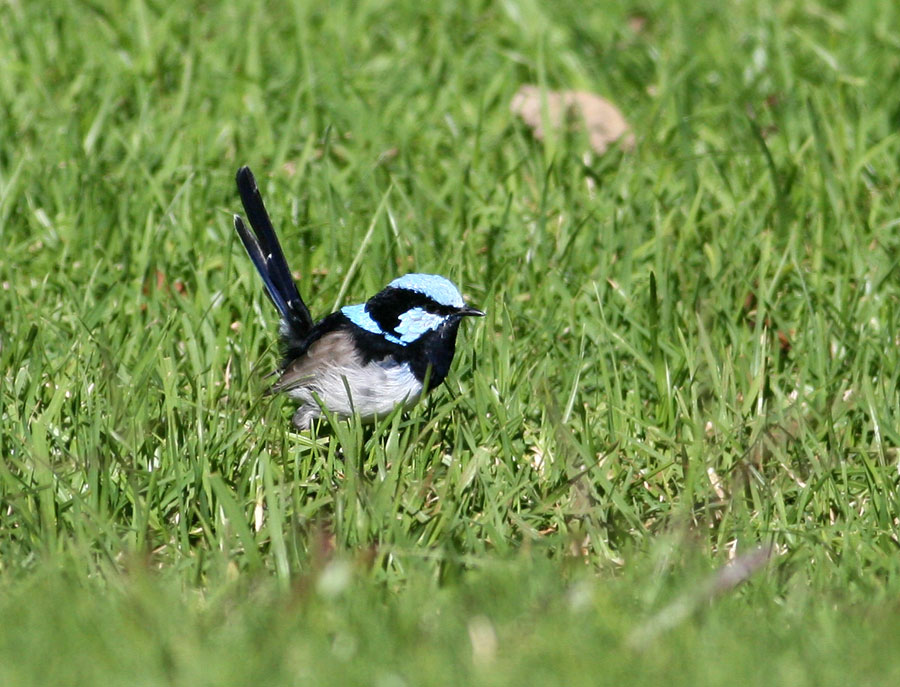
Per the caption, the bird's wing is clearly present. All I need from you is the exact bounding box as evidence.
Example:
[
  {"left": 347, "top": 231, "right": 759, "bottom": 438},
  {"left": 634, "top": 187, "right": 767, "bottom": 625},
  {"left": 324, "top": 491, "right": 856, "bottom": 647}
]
[{"left": 267, "top": 329, "right": 364, "bottom": 395}]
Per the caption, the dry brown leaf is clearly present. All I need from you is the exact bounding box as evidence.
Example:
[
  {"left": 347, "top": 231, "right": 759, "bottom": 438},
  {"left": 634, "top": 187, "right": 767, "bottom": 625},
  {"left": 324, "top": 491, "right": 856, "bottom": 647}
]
[{"left": 510, "top": 84, "right": 635, "bottom": 154}]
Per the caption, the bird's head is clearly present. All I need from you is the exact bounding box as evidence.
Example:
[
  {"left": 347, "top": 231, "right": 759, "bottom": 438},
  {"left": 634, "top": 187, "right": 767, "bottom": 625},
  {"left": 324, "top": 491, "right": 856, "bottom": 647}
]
[{"left": 341, "top": 273, "right": 484, "bottom": 346}]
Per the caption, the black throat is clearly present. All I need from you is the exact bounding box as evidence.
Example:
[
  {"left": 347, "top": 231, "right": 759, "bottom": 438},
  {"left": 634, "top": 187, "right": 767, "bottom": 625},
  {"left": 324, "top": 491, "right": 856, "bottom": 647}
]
[{"left": 402, "top": 317, "right": 463, "bottom": 389}]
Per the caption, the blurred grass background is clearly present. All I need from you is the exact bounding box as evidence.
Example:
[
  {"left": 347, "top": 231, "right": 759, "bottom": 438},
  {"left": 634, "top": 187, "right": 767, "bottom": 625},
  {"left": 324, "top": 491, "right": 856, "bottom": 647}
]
[{"left": 2, "top": 0, "right": 900, "bottom": 684}]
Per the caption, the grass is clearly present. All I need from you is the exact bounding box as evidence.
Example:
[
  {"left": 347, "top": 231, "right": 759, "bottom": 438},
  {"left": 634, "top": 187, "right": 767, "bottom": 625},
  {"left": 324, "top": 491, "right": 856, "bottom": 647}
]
[{"left": 1, "top": 0, "right": 900, "bottom": 684}]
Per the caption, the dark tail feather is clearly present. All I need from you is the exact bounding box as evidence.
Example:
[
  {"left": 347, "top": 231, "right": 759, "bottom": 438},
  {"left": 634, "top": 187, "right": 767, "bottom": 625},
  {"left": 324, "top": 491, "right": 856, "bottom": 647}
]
[
  {"left": 234, "top": 166, "right": 314, "bottom": 338},
  {"left": 233, "top": 215, "right": 291, "bottom": 318}
]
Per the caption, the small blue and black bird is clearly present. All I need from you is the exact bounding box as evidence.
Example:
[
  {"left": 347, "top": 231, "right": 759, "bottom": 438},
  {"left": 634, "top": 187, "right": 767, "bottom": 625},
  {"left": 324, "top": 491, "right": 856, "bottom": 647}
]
[{"left": 233, "top": 166, "right": 484, "bottom": 430}]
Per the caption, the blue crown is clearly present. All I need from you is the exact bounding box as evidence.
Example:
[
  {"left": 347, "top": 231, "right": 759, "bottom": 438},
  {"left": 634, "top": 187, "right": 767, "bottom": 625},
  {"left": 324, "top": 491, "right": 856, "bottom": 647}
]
[{"left": 388, "top": 274, "right": 465, "bottom": 308}]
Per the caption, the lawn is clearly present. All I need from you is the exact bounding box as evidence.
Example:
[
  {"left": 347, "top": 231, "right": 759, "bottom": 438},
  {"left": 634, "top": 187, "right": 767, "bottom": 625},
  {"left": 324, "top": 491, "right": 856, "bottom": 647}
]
[{"left": 2, "top": 0, "right": 900, "bottom": 684}]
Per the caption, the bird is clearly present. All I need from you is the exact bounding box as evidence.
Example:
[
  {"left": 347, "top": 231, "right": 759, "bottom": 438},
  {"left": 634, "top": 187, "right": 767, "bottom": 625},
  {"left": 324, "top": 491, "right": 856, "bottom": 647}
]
[{"left": 232, "top": 166, "right": 484, "bottom": 430}]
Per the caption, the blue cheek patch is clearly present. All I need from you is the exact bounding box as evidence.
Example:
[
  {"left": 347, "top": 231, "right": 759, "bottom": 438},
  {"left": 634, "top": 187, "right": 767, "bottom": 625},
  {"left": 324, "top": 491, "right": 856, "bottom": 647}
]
[
  {"left": 394, "top": 307, "right": 445, "bottom": 343},
  {"left": 342, "top": 304, "right": 445, "bottom": 346}
]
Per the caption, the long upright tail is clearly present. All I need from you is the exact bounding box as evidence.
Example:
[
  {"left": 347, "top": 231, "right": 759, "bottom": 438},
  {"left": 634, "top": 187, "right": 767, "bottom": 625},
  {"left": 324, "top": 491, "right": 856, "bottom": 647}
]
[{"left": 233, "top": 166, "right": 314, "bottom": 342}]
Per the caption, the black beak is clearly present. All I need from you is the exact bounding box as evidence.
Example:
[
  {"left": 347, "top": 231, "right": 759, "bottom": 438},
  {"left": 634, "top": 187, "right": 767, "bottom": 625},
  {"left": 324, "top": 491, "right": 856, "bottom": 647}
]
[{"left": 458, "top": 306, "right": 485, "bottom": 317}]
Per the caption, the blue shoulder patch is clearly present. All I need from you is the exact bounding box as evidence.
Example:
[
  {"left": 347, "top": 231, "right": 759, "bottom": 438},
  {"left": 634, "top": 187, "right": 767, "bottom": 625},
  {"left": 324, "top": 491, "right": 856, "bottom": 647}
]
[
  {"left": 388, "top": 274, "right": 465, "bottom": 308},
  {"left": 341, "top": 303, "right": 405, "bottom": 345}
]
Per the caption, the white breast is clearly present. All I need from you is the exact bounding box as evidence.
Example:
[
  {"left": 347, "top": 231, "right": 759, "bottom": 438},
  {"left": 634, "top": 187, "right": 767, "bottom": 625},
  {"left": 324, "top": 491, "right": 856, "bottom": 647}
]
[{"left": 287, "top": 358, "right": 423, "bottom": 422}]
